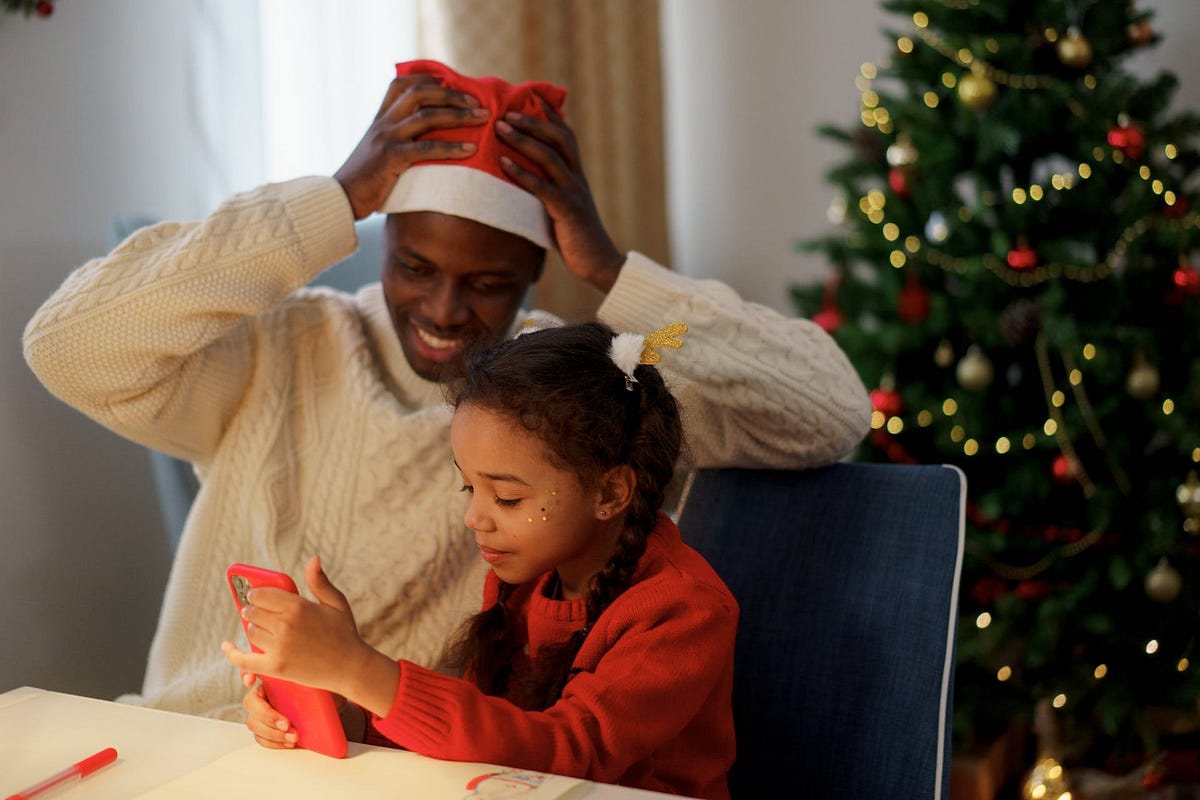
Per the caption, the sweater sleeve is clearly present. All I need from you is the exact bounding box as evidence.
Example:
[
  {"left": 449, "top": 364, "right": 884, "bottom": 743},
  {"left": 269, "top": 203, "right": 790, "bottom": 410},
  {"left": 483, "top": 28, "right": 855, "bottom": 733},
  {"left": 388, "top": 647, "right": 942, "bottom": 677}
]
[
  {"left": 369, "top": 579, "right": 737, "bottom": 786},
  {"left": 597, "top": 252, "right": 871, "bottom": 469},
  {"left": 21, "top": 177, "right": 358, "bottom": 463}
]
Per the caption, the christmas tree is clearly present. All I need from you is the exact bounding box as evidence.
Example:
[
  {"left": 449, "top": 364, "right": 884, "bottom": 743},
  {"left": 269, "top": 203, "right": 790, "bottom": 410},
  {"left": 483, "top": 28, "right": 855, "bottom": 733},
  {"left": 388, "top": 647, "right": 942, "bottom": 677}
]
[{"left": 794, "top": 0, "right": 1200, "bottom": 772}]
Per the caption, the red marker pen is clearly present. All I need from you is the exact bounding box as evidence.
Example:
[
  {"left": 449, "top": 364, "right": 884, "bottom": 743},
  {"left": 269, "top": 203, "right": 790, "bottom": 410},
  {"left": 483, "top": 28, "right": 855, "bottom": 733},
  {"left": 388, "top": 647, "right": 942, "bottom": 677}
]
[{"left": 5, "top": 747, "right": 118, "bottom": 800}]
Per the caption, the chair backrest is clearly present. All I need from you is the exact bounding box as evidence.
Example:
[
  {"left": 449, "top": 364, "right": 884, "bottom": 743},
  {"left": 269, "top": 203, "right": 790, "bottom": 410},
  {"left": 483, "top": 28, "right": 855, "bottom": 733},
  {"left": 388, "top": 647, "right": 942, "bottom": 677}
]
[{"left": 676, "top": 462, "right": 964, "bottom": 800}]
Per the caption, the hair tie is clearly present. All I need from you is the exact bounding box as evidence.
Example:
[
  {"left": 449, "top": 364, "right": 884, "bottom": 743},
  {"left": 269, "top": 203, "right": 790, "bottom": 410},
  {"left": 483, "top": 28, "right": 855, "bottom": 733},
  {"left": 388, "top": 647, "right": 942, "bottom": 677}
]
[{"left": 608, "top": 322, "right": 688, "bottom": 390}]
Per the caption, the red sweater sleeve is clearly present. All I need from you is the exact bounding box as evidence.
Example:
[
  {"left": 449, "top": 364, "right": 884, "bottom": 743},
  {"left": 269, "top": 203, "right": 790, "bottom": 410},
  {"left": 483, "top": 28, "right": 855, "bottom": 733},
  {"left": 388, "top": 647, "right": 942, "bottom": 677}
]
[{"left": 368, "top": 575, "right": 736, "bottom": 795}]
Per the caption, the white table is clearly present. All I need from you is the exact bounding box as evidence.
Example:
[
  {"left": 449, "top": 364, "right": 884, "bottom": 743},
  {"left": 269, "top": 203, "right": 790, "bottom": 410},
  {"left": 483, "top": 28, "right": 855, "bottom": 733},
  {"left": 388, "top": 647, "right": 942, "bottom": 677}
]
[{"left": 0, "top": 687, "right": 687, "bottom": 799}]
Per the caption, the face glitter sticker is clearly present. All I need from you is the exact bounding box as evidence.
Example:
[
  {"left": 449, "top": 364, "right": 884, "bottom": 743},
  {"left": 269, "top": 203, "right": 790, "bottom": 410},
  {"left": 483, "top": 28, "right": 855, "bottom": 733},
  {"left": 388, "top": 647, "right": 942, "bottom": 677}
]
[{"left": 539, "top": 488, "right": 558, "bottom": 522}]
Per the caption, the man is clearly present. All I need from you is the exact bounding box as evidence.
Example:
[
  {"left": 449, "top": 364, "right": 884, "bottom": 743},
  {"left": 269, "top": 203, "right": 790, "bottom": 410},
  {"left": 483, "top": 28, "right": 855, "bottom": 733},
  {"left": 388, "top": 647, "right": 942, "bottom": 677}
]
[{"left": 23, "top": 62, "right": 870, "bottom": 720}]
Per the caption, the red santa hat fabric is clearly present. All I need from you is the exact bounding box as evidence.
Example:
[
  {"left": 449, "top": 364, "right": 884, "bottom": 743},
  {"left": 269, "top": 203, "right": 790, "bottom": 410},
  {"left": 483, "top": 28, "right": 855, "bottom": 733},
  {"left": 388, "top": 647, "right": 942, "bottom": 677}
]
[{"left": 379, "top": 59, "right": 567, "bottom": 250}]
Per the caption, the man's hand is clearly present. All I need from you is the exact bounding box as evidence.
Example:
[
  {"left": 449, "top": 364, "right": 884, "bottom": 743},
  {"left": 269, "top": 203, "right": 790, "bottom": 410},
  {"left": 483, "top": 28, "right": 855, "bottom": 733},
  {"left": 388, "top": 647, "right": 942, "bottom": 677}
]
[
  {"left": 496, "top": 98, "right": 625, "bottom": 292},
  {"left": 334, "top": 75, "right": 491, "bottom": 220}
]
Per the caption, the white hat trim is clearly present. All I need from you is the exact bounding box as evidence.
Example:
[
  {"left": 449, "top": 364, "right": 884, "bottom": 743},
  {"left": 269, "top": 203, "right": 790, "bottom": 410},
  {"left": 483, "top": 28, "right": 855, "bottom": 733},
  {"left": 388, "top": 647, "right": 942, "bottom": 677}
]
[{"left": 379, "top": 164, "right": 554, "bottom": 250}]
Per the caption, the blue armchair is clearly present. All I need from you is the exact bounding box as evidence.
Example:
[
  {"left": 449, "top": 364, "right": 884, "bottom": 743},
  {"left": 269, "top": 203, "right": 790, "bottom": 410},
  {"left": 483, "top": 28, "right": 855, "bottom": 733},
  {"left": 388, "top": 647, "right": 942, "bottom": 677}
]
[{"left": 675, "top": 463, "right": 965, "bottom": 800}]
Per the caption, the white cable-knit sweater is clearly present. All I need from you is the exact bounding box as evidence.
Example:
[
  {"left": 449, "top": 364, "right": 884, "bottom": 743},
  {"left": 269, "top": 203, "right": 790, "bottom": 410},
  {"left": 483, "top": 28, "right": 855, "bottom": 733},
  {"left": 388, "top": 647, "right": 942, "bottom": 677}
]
[{"left": 23, "top": 176, "right": 870, "bottom": 720}]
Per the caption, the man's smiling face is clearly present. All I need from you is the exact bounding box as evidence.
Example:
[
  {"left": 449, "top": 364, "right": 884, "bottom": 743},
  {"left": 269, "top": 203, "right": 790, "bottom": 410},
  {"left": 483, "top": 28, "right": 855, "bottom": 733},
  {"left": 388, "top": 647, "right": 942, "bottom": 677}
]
[{"left": 382, "top": 211, "right": 544, "bottom": 381}]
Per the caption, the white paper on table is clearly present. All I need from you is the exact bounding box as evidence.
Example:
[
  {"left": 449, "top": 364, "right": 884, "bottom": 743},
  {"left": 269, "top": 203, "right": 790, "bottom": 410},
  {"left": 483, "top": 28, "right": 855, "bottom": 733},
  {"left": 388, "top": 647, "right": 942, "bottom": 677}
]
[{"left": 136, "top": 742, "right": 593, "bottom": 800}]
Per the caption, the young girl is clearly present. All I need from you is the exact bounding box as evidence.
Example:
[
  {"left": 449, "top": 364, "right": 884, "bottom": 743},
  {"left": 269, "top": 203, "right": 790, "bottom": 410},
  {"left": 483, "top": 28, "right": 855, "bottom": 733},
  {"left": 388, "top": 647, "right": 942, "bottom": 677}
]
[{"left": 222, "top": 321, "right": 738, "bottom": 800}]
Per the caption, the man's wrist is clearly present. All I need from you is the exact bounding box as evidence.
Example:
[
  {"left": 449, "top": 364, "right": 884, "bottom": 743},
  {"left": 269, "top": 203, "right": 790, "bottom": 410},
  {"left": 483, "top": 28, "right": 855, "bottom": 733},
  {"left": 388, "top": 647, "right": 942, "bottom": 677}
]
[{"left": 588, "top": 252, "right": 627, "bottom": 293}]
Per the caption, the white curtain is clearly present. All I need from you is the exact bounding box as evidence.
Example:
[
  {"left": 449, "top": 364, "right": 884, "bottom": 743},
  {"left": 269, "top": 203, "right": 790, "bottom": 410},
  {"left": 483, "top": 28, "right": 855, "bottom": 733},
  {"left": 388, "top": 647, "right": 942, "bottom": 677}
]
[
  {"left": 189, "top": 0, "right": 418, "bottom": 208},
  {"left": 258, "top": 0, "right": 417, "bottom": 182}
]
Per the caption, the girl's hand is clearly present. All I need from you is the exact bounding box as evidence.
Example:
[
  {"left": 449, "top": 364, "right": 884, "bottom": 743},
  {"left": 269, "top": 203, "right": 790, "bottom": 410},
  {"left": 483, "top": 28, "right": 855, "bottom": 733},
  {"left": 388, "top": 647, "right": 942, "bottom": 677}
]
[
  {"left": 221, "top": 556, "right": 367, "bottom": 699},
  {"left": 334, "top": 75, "right": 490, "bottom": 220},
  {"left": 242, "top": 682, "right": 299, "bottom": 749},
  {"left": 495, "top": 98, "right": 625, "bottom": 292}
]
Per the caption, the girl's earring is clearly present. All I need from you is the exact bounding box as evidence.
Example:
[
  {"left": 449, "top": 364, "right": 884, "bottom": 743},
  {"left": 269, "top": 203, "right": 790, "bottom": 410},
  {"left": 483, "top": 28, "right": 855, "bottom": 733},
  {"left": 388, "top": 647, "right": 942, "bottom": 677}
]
[{"left": 599, "top": 509, "right": 608, "bottom": 518}]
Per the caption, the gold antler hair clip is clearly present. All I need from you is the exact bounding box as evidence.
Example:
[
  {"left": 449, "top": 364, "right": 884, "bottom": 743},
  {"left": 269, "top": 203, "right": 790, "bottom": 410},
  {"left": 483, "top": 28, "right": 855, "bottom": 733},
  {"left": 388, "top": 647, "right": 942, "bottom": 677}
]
[
  {"left": 609, "top": 322, "right": 688, "bottom": 390},
  {"left": 638, "top": 322, "right": 688, "bottom": 365}
]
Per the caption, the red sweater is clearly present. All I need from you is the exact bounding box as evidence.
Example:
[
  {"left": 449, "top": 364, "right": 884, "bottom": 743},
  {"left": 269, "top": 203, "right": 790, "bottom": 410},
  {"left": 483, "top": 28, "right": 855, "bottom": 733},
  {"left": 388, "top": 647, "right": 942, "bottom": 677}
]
[{"left": 368, "top": 514, "right": 738, "bottom": 799}]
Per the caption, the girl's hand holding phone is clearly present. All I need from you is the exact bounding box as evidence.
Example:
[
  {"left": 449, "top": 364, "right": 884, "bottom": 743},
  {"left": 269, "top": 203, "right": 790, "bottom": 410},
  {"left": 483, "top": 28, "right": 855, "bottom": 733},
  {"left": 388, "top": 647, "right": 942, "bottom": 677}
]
[
  {"left": 241, "top": 680, "right": 301, "bottom": 749},
  {"left": 222, "top": 556, "right": 365, "bottom": 693},
  {"left": 221, "top": 556, "right": 400, "bottom": 728}
]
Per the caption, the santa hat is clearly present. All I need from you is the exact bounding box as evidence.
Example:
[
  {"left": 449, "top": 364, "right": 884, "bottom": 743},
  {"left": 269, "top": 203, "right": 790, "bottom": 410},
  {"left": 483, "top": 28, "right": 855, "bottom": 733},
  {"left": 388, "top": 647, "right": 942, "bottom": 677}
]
[{"left": 379, "top": 60, "right": 567, "bottom": 251}]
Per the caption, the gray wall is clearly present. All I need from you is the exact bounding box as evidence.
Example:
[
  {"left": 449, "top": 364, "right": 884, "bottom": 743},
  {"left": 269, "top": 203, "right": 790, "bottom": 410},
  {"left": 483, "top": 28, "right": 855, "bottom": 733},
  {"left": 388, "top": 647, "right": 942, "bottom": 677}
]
[
  {"left": 1, "top": 1, "right": 203, "bottom": 698},
  {"left": 3, "top": 1, "right": 1199, "bottom": 700}
]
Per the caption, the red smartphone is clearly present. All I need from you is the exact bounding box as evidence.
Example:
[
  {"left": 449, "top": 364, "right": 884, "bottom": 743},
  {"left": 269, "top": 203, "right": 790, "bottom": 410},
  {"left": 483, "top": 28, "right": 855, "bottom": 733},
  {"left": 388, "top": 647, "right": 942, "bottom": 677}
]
[{"left": 226, "top": 563, "right": 349, "bottom": 758}]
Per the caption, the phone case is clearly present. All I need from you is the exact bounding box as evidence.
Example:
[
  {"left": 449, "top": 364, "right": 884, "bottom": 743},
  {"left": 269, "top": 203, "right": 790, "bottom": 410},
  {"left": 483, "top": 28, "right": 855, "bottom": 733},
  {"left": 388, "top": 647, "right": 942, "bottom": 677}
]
[{"left": 226, "top": 563, "right": 349, "bottom": 759}]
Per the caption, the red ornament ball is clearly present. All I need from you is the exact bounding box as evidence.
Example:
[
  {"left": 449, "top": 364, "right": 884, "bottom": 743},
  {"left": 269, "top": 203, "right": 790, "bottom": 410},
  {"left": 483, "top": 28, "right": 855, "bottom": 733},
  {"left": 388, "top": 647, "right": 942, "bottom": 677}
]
[
  {"left": 970, "top": 577, "right": 1008, "bottom": 605},
  {"left": 870, "top": 387, "right": 904, "bottom": 418},
  {"left": 1107, "top": 122, "right": 1146, "bottom": 160},
  {"left": 1006, "top": 243, "right": 1039, "bottom": 271},
  {"left": 1164, "top": 194, "right": 1190, "bottom": 219},
  {"left": 1013, "top": 580, "right": 1051, "bottom": 601},
  {"left": 35, "top": 0, "right": 54, "bottom": 15},
  {"left": 1051, "top": 454, "right": 1076, "bottom": 485},
  {"left": 897, "top": 282, "right": 931, "bottom": 323},
  {"left": 812, "top": 307, "right": 844, "bottom": 333},
  {"left": 1128, "top": 19, "right": 1154, "bottom": 47},
  {"left": 888, "top": 167, "right": 913, "bottom": 199},
  {"left": 1172, "top": 262, "right": 1200, "bottom": 295}
]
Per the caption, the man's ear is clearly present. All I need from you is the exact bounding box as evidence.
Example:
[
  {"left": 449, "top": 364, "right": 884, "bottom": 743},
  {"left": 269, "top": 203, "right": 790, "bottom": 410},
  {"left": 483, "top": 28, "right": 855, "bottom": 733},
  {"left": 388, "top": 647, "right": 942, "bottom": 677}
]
[{"left": 596, "top": 464, "right": 637, "bottom": 519}]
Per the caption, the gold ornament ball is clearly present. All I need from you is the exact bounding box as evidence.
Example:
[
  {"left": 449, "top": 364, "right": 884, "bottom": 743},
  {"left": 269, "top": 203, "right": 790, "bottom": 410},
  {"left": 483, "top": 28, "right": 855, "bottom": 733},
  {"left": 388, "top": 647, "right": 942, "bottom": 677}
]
[
  {"left": 957, "top": 72, "right": 997, "bottom": 110},
  {"left": 956, "top": 346, "right": 994, "bottom": 392},
  {"left": 1125, "top": 359, "right": 1160, "bottom": 399},
  {"left": 1057, "top": 28, "right": 1093, "bottom": 69},
  {"left": 934, "top": 339, "right": 955, "bottom": 369},
  {"left": 1145, "top": 558, "right": 1183, "bottom": 604}
]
